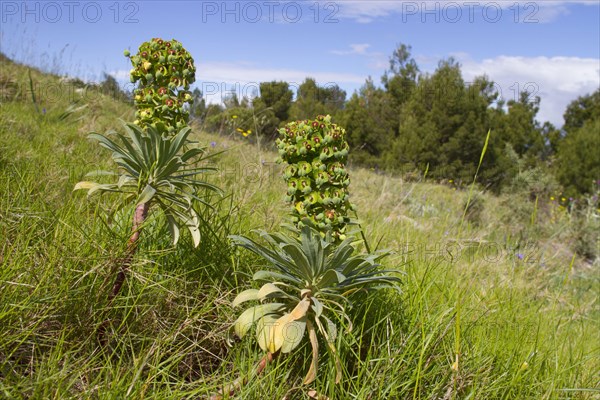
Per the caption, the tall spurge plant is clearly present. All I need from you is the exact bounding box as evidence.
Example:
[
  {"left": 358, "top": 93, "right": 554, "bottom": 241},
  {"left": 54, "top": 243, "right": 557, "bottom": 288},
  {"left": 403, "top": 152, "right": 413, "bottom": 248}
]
[
  {"left": 75, "top": 38, "right": 219, "bottom": 302},
  {"left": 276, "top": 115, "right": 353, "bottom": 241},
  {"left": 126, "top": 38, "right": 196, "bottom": 135},
  {"left": 75, "top": 122, "right": 221, "bottom": 299},
  {"left": 229, "top": 222, "right": 401, "bottom": 384}
]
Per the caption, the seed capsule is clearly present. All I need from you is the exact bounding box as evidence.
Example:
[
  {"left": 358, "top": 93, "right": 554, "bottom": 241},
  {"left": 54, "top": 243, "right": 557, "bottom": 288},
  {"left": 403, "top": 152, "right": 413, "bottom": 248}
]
[
  {"left": 297, "top": 161, "right": 312, "bottom": 176},
  {"left": 307, "top": 192, "right": 321, "bottom": 204},
  {"left": 311, "top": 159, "right": 325, "bottom": 172},
  {"left": 284, "top": 165, "right": 298, "bottom": 179}
]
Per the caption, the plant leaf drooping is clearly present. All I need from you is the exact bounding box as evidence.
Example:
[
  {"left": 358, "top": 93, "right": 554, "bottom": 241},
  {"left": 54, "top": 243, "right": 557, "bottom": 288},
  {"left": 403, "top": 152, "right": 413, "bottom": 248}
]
[
  {"left": 229, "top": 222, "right": 401, "bottom": 384},
  {"left": 75, "top": 122, "right": 221, "bottom": 247}
]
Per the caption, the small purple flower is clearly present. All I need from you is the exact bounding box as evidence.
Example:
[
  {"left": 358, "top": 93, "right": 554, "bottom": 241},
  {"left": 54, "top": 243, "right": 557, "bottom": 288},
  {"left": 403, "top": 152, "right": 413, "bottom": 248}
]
[
  {"left": 517, "top": 253, "right": 524, "bottom": 260},
  {"left": 42, "top": 108, "right": 46, "bottom": 115},
  {"left": 261, "top": 159, "right": 266, "bottom": 165},
  {"left": 210, "top": 141, "right": 217, "bottom": 148},
  {"left": 444, "top": 231, "right": 449, "bottom": 236}
]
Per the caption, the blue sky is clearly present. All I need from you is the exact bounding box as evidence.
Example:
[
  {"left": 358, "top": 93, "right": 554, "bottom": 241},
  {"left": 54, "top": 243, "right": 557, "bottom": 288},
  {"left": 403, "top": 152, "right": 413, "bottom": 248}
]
[{"left": 1, "top": 1, "right": 599, "bottom": 127}]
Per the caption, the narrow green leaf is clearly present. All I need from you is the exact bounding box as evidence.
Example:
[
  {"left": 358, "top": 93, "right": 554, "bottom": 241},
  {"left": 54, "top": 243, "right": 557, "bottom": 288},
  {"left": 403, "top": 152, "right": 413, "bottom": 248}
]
[
  {"left": 257, "top": 283, "right": 285, "bottom": 300},
  {"left": 73, "top": 181, "right": 99, "bottom": 191},
  {"left": 319, "top": 269, "right": 346, "bottom": 287},
  {"left": 230, "top": 234, "right": 297, "bottom": 272},
  {"left": 282, "top": 243, "right": 313, "bottom": 280},
  {"left": 253, "top": 270, "right": 302, "bottom": 284},
  {"left": 232, "top": 289, "right": 259, "bottom": 307},
  {"left": 87, "top": 183, "right": 120, "bottom": 197},
  {"left": 165, "top": 212, "right": 180, "bottom": 246},
  {"left": 117, "top": 175, "right": 135, "bottom": 189},
  {"left": 137, "top": 184, "right": 156, "bottom": 205},
  {"left": 311, "top": 297, "right": 323, "bottom": 318},
  {"left": 187, "top": 208, "right": 201, "bottom": 247},
  {"left": 323, "top": 316, "right": 337, "bottom": 343},
  {"left": 303, "top": 319, "right": 319, "bottom": 385},
  {"left": 84, "top": 170, "right": 118, "bottom": 177}
]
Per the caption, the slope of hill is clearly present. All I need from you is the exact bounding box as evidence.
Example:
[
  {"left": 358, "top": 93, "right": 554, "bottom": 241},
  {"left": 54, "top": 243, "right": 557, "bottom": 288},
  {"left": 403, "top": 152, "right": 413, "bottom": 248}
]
[{"left": 0, "top": 57, "right": 598, "bottom": 399}]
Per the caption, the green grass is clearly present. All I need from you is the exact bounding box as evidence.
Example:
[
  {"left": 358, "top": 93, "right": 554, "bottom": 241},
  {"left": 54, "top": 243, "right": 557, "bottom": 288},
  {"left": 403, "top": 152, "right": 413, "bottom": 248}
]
[{"left": 1, "top": 57, "right": 598, "bottom": 399}]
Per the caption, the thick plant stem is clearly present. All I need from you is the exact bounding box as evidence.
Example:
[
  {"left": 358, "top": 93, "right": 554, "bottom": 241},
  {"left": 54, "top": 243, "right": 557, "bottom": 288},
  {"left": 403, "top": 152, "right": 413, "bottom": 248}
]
[
  {"left": 209, "top": 352, "right": 277, "bottom": 400},
  {"left": 109, "top": 202, "right": 150, "bottom": 301},
  {"left": 98, "top": 202, "right": 149, "bottom": 347},
  {"left": 254, "top": 351, "right": 275, "bottom": 376}
]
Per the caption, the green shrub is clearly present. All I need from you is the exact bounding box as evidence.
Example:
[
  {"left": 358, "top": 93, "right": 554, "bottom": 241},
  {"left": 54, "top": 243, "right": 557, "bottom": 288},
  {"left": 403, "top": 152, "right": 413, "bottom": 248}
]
[
  {"left": 571, "top": 194, "right": 600, "bottom": 262},
  {"left": 506, "top": 166, "right": 561, "bottom": 202}
]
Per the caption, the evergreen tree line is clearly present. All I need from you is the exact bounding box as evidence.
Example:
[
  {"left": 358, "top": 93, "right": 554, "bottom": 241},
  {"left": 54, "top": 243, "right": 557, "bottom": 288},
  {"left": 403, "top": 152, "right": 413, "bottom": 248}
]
[{"left": 190, "top": 44, "right": 600, "bottom": 197}]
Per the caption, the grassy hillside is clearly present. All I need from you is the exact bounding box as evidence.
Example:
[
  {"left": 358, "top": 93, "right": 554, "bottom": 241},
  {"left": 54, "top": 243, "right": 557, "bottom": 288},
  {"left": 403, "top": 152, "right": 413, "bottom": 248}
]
[{"left": 1, "top": 57, "right": 598, "bottom": 399}]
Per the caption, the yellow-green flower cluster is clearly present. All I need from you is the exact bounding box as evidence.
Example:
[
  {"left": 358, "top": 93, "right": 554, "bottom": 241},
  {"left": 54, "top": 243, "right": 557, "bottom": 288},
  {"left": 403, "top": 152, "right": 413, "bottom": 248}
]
[
  {"left": 125, "top": 38, "right": 196, "bottom": 134},
  {"left": 277, "top": 115, "right": 354, "bottom": 240}
]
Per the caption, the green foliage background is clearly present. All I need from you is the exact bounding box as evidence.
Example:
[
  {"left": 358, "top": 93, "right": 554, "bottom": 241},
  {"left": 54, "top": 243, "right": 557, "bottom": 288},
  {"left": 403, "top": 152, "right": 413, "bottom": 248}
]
[{"left": 201, "top": 44, "right": 599, "bottom": 199}]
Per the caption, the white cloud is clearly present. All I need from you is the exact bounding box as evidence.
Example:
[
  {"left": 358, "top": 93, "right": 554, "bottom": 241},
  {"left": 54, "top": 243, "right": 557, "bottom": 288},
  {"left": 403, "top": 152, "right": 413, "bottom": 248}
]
[
  {"left": 332, "top": 43, "right": 372, "bottom": 55},
  {"left": 108, "top": 69, "right": 131, "bottom": 80},
  {"left": 337, "top": 1, "right": 598, "bottom": 23},
  {"left": 331, "top": 44, "right": 388, "bottom": 72},
  {"left": 456, "top": 55, "right": 600, "bottom": 126},
  {"left": 196, "top": 61, "right": 364, "bottom": 85},
  {"left": 198, "top": 62, "right": 365, "bottom": 104}
]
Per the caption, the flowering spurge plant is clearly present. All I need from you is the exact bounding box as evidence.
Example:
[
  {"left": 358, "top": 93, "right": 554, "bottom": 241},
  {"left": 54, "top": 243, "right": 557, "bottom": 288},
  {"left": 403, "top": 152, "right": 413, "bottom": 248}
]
[
  {"left": 125, "top": 38, "right": 196, "bottom": 134},
  {"left": 229, "top": 222, "right": 400, "bottom": 384},
  {"left": 75, "top": 122, "right": 221, "bottom": 299},
  {"left": 276, "top": 115, "right": 353, "bottom": 240}
]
